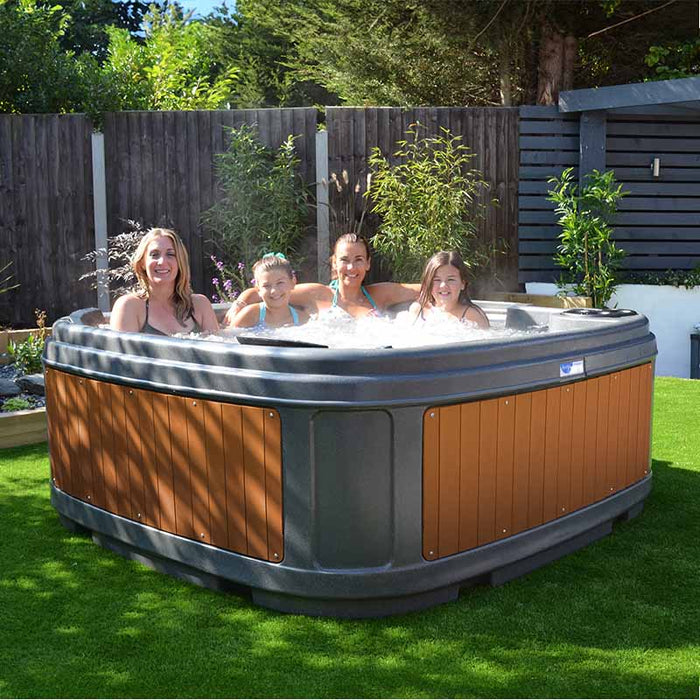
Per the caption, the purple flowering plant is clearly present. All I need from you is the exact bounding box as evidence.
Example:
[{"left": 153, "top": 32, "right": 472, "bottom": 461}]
[{"left": 209, "top": 255, "right": 249, "bottom": 304}]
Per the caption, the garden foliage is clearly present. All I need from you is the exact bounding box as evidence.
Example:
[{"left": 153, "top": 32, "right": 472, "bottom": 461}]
[
  {"left": 202, "top": 123, "right": 310, "bottom": 290},
  {"left": 367, "top": 124, "right": 495, "bottom": 282},
  {"left": 547, "top": 168, "right": 627, "bottom": 308},
  {"left": 8, "top": 310, "right": 48, "bottom": 376}
]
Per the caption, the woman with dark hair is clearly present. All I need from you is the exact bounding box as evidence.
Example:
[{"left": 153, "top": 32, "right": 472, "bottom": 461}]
[
  {"left": 409, "top": 250, "right": 489, "bottom": 329},
  {"left": 223, "top": 233, "right": 420, "bottom": 324},
  {"left": 110, "top": 228, "right": 219, "bottom": 336}
]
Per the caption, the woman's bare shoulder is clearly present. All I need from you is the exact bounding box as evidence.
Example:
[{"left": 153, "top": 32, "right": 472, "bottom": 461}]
[{"left": 112, "top": 293, "right": 144, "bottom": 312}]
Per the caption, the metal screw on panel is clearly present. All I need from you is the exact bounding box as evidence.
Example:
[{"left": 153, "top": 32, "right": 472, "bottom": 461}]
[
  {"left": 128, "top": 390, "right": 133, "bottom": 395},
  {"left": 609, "top": 487, "right": 614, "bottom": 492},
  {"left": 429, "top": 412, "right": 435, "bottom": 418},
  {"left": 86, "top": 495, "right": 91, "bottom": 501},
  {"left": 273, "top": 552, "right": 280, "bottom": 559},
  {"left": 269, "top": 412, "right": 274, "bottom": 418},
  {"left": 200, "top": 533, "right": 206, "bottom": 539},
  {"left": 428, "top": 550, "right": 434, "bottom": 556},
  {"left": 505, "top": 400, "right": 509, "bottom": 405},
  {"left": 502, "top": 528, "right": 507, "bottom": 533},
  {"left": 566, "top": 388, "right": 570, "bottom": 393},
  {"left": 137, "top": 513, "right": 141, "bottom": 519},
  {"left": 193, "top": 401, "right": 197, "bottom": 407},
  {"left": 561, "top": 507, "right": 566, "bottom": 512}
]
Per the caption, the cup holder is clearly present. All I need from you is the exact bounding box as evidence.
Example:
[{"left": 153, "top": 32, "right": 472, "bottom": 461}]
[{"left": 562, "top": 308, "right": 637, "bottom": 318}]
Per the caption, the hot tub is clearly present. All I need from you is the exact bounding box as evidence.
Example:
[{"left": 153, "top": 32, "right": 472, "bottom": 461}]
[{"left": 43, "top": 304, "right": 656, "bottom": 617}]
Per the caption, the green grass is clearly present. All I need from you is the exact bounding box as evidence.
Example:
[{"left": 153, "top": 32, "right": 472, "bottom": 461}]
[{"left": 1, "top": 376, "right": 698, "bottom": 698}]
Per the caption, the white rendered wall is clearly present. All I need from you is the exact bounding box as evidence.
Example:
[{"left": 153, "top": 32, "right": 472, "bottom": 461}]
[{"left": 525, "top": 282, "right": 700, "bottom": 378}]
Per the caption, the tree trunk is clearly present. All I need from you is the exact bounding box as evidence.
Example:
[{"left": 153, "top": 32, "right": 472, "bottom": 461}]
[
  {"left": 536, "top": 24, "right": 564, "bottom": 105},
  {"left": 499, "top": 39, "right": 512, "bottom": 106},
  {"left": 561, "top": 34, "right": 578, "bottom": 91}
]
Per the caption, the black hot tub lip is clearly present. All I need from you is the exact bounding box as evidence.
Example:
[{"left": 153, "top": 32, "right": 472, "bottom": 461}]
[{"left": 43, "top": 305, "right": 657, "bottom": 409}]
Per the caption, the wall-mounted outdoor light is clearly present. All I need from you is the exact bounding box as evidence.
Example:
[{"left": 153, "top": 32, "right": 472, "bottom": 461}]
[{"left": 651, "top": 157, "right": 661, "bottom": 177}]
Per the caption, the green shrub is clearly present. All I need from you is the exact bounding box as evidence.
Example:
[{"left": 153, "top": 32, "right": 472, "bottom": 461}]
[
  {"left": 366, "top": 124, "right": 497, "bottom": 282},
  {"left": 202, "top": 124, "right": 311, "bottom": 278},
  {"left": 1, "top": 397, "right": 33, "bottom": 413},
  {"left": 8, "top": 310, "right": 47, "bottom": 376},
  {"left": 547, "top": 168, "right": 627, "bottom": 309}
]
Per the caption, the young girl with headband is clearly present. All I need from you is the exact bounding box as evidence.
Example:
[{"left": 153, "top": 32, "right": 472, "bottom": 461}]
[{"left": 230, "top": 253, "right": 310, "bottom": 329}]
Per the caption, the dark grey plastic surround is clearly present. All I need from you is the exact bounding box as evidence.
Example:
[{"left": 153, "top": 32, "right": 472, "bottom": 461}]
[{"left": 45, "top": 303, "right": 657, "bottom": 617}]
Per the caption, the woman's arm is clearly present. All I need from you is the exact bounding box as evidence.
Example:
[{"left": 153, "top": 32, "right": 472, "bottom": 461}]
[
  {"left": 230, "top": 304, "right": 261, "bottom": 328},
  {"left": 192, "top": 294, "right": 220, "bottom": 333},
  {"left": 223, "top": 283, "right": 330, "bottom": 327},
  {"left": 110, "top": 294, "right": 145, "bottom": 333},
  {"left": 366, "top": 282, "right": 421, "bottom": 309}
]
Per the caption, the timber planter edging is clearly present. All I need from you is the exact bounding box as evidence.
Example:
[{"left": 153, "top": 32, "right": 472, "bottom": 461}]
[
  {"left": 0, "top": 407, "right": 48, "bottom": 449},
  {"left": 0, "top": 328, "right": 51, "bottom": 365}
]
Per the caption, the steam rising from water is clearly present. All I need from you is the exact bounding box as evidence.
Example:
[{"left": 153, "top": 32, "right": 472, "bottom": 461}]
[{"left": 213, "top": 307, "right": 538, "bottom": 349}]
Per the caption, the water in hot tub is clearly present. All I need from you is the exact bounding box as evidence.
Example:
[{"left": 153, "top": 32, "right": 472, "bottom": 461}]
[{"left": 210, "top": 307, "right": 542, "bottom": 349}]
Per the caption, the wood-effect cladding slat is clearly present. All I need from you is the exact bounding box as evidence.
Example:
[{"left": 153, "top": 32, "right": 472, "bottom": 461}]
[
  {"left": 422, "top": 364, "right": 653, "bottom": 560},
  {"left": 44, "top": 370, "right": 284, "bottom": 563}
]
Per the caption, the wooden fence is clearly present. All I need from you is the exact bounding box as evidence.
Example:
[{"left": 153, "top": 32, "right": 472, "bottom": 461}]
[
  {"left": 0, "top": 114, "right": 96, "bottom": 326},
  {"left": 1, "top": 106, "right": 522, "bottom": 326},
  {"left": 326, "top": 107, "right": 520, "bottom": 290}
]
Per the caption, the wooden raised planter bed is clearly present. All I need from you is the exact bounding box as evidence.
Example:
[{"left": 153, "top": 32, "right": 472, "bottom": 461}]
[
  {"left": 0, "top": 407, "right": 48, "bottom": 449},
  {"left": 0, "top": 328, "right": 51, "bottom": 365},
  {"left": 485, "top": 292, "right": 592, "bottom": 309}
]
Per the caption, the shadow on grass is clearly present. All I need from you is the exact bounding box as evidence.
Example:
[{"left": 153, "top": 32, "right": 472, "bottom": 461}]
[{"left": 0, "top": 446, "right": 697, "bottom": 699}]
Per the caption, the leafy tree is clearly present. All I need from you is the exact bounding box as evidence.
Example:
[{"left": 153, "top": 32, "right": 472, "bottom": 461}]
[
  {"left": 0, "top": 0, "right": 85, "bottom": 113},
  {"left": 231, "top": 0, "right": 696, "bottom": 107},
  {"left": 646, "top": 38, "right": 700, "bottom": 79},
  {"left": 92, "top": 5, "right": 240, "bottom": 113}
]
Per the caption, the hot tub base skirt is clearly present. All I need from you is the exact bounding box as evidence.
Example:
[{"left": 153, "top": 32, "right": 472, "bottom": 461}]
[{"left": 51, "top": 476, "right": 651, "bottom": 618}]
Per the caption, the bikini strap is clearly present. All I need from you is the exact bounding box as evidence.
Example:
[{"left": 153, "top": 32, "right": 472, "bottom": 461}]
[
  {"left": 289, "top": 305, "right": 299, "bottom": 325},
  {"left": 329, "top": 279, "right": 340, "bottom": 307},
  {"left": 259, "top": 304, "right": 266, "bottom": 325},
  {"left": 361, "top": 286, "right": 378, "bottom": 309}
]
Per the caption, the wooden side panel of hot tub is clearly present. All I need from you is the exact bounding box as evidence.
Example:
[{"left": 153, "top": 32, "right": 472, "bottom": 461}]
[
  {"left": 45, "top": 369, "right": 283, "bottom": 562},
  {"left": 423, "top": 363, "right": 653, "bottom": 560}
]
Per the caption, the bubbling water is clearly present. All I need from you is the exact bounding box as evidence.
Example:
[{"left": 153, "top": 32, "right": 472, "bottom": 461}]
[{"left": 215, "top": 307, "right": 540, "bottom": 349}]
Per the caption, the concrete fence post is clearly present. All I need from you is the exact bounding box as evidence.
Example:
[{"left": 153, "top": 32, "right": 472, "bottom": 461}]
[
  {"left": 91, "top": 132, "right": 109, "bottom": 312},
  {"left": 315, "top": 129, "right": 330, "bottom": 284}
]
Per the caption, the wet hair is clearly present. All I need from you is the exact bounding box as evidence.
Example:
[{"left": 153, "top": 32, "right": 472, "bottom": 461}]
[
  {"left": 417, "top": 250, "right": 473, "bottom": 310},
  {"left": 252, "top": 254, "right": 295, "bottom": 281},
  {"left": 333, "top": 232, "right": 371, "bottom": 259},
  {"left": 131, "top": 228, "right": 193, "bottom": 324},
  {"left": 330, "top": 233, "right": 371, "bottom": 280}
]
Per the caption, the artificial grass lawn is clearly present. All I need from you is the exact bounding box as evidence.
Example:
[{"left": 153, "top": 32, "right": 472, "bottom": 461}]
[{"left": 0, "top": 377, "right": 698, "bottom": 699}]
